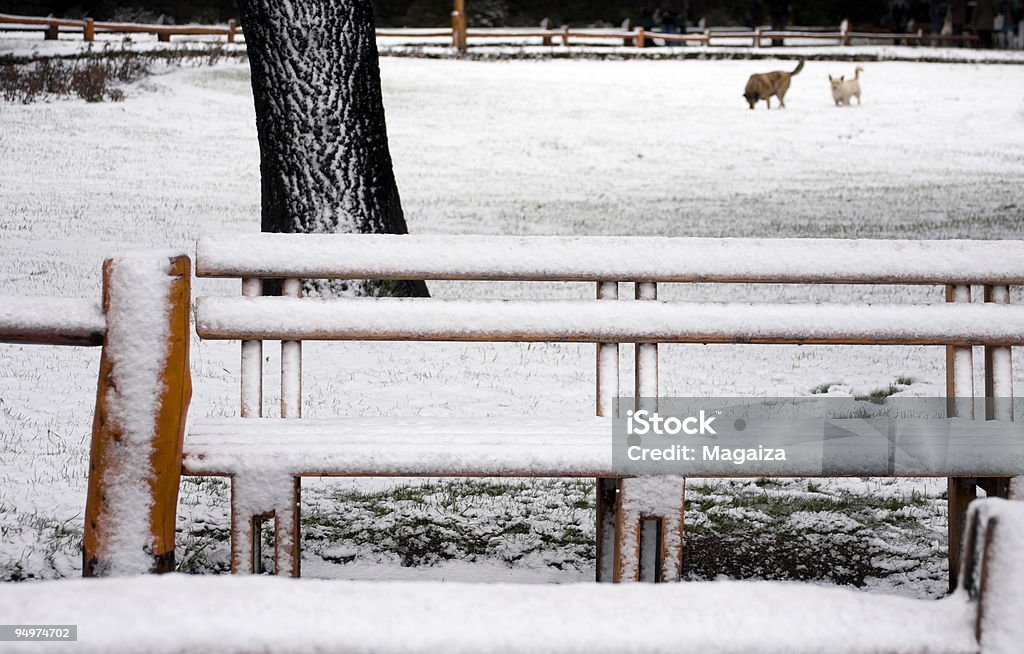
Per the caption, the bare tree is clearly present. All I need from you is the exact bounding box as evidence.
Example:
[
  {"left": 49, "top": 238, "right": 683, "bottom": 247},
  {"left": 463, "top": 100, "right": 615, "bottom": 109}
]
[{"left": 238, "top": 0, "right": 428, "bottom": 297}]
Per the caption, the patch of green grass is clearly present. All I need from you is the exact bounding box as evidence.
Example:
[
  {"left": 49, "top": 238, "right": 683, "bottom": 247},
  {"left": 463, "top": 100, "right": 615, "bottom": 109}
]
[
  {"left": 682, "top": 480, "right": 943, "bottom": 587},
  {"left": 302, "top": 479, "right": 596, "bottom": 569},
  {"left": 854, "top": 376, "right": 915, "bottom": 404},
  {"left": 163, "top": 475, "right": 945, "bottom": 595}
]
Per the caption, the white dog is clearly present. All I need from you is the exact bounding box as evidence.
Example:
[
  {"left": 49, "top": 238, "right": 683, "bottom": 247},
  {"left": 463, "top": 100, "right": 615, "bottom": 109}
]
[{"left": 828, "top": 67, "right": 863, "bottom": 106}]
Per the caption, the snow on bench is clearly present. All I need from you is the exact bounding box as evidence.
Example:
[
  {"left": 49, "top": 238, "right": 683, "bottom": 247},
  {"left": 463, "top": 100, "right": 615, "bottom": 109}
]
[
  {"left": 194, "top": 297, "right": 1024, "bottom": 345},
  {"left": 182, "top": 234, "right": 1022, "bottom": 584},
  {"left": 184, "top": 417, "right": 614, "bottom": 477},
  {"left": 5, "top": 498, "right": 1022, "bottom": 654},
  {"left": 197, "top": 233, "right": 1024, "bottom": 284},
  {"left": 182, "top": 415, "right": 1024, "bottom": 479}
]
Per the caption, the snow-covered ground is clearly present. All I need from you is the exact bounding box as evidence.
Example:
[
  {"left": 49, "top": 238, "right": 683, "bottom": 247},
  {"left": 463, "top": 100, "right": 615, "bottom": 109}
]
[{"left": 1, "top": 44, "right": 1023, "bottom": 596}]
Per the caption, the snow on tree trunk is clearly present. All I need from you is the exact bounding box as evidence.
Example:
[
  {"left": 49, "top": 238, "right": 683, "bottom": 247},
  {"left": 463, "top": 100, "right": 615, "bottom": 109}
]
[{"left": 238, "top": 0, "right": 428, "bottom": 297}]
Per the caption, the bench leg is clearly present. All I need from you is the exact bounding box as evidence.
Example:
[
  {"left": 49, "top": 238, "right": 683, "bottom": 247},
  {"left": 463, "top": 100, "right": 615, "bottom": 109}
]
[
  {"left": 595, "top": 478, "right": 619, "bottom": 582},
  {"left": 231, "top": 474, "right": 301, "bottom": 576},
  {"left": 230, "top": 477, "right": 260, "bottom": 574},
  {"left": 613, "top": 476, "right": 685, "bottom": 582},
  {"left": 274, "top": 477, "right": 302, "bottom": 577},
  {"left": 947, "top": 478, "right": 977, "bottom": 592}
]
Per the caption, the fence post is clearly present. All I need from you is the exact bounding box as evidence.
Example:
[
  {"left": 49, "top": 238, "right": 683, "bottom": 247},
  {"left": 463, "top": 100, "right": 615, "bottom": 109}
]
[
  {"left": 703, "top": 28, "right": 711, "bottom": 46},
  {"left": 840, "top": 18, "right": 850, "bottom": 46},
  {"left": 83, "top": 18, "right": 95, "bottom": 42},
  {"left": 45, "top": 21, "right": 59, "bottom": 40},
  {"left": 754, "top": 27, "right": 762, "bottom": 48},
  {"left": 451, "top": 0, "right": 467, "bottom": 53},
  {"left": 945, "top": 283, "right": 976, "bottom": 591},
  {"left": 227, "top": 19, "right": 237, "bottom": 44},
  {"left": 157, "top": 30, "right": 171, "bottom": 43},
  {"left": 561, "top": 25, "right": 570, "bottom": 47},
  {"left": 541, "top": 17, "right": 552, "bottom": 46},
  {"left": 635, "top": 27, "right": 645, "bottom": 48},
  {"left": 83, "top": 254, "right": 192, "bottom": 576}
]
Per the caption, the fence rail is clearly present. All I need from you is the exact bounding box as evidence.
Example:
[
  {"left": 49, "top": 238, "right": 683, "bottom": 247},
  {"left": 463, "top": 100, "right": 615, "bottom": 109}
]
[
  {"left": 0, "top": 297, "right": 105, "bottom": 346},
  {"left": 0, "top": 12, "right": 987, "bottom": 50}
]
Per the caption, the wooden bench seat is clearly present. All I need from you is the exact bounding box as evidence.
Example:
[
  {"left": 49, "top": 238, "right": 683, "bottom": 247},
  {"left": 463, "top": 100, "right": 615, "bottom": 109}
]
[{"left": 183, "top": 416, "right": 613, "bottom": 477}]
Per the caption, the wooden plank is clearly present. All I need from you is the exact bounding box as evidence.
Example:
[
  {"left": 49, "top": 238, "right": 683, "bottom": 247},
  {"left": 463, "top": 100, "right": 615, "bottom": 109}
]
[
  {"left": 0, "top": 13, "right": 84, "bottom": 28},
  {"left": 195, "top": 234, "right": 1024, "bottom": 284},
  {"left": 183, "top": 414, "right": 1024, "bottom": 478},
  {"left": 0, "top": 297, "right": 105, "bottom": 346},
  {"left": 195, "top": 296, "right": 1024, "bottom": 346}
]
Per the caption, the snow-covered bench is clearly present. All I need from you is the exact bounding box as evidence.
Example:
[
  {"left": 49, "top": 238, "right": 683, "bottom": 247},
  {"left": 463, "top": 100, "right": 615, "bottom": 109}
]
[
  {"left": 2, "top": 498, "right": 1022, "bottom": 653},
  {"left": 182, "top": 234, "right": 1024, "bottom": 582}
]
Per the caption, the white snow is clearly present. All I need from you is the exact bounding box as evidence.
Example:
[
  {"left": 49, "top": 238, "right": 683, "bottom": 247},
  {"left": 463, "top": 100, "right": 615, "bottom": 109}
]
[
  {"left": 186, "top": 416, "right": 611, "bottom": 477},
  {"left": 0, "top": 297, "right": 105, "bottom": 343},
  {"left": 0, "top": 53, "right": 1022, "bottom": 592},
  {"left": 197, "top": 234, "right": 1024, "bottom": 283},
  {"left": 971, "top": 500, "right": 1024, "bottom": 654},
  {"left": 92, "top": 252, "right": 177, "bottom": 575},
  {"left": 185, "top": 413, "right": 1024, "bottom": 478},
  {"left": 195, "top": 296, "right": 1024, "bottom": 344},
  {"left": 0, "top": 573, "right": 978, "bottom": 654}
]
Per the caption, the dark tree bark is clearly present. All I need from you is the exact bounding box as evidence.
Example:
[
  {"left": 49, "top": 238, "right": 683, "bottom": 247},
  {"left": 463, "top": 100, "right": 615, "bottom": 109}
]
[{"left": 237, "top": 0, "right": 428, "bottom": 297}]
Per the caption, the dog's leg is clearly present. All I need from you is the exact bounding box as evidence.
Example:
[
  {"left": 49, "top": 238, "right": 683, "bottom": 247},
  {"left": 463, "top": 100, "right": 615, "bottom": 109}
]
[
  {"left": 777, "top": 91, "right": 786, "bottom": 108},
  {"left": 765, "top": 96, "right": 771, "bottom": 109}
]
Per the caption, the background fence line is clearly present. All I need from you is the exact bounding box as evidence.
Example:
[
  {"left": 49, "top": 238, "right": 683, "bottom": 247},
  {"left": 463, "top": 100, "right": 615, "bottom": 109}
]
[{"left": 1, "top": 11, "right": 991, "bottom": 51}]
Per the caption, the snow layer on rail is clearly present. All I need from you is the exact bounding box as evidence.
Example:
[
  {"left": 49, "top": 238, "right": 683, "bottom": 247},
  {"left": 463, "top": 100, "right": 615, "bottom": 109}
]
[
  {"left": 184, "top": 416, "right": 612, "bottom": 477},
  {"left": 0, "top": 297, "right": 104, "bottom": 340},
  {"left": 183, "top": 416, "right": 1024, "bottom": 478},
  {"left": 195, "top": 297, "right": 1024, "bottom": 344},
  {"left": 197, "top": 234, "right": 1024, "bottom": 283}
]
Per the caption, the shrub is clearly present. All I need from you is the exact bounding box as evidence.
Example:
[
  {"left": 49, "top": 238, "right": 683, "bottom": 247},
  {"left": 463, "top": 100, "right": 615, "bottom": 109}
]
[{"left": 0, "top": 55, "right": 150, "bottom": 104}]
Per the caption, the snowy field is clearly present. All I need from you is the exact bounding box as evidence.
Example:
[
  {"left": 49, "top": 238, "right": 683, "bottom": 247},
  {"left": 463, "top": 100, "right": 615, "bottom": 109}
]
[{"left": 1, "top": 44, "right": 1023, "bottom": 597}]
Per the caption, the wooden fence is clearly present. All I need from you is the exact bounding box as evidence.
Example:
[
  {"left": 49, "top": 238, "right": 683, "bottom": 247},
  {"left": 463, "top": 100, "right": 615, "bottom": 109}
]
[{"left": 0, "top": 12, "right": 981, "bottom": 51}]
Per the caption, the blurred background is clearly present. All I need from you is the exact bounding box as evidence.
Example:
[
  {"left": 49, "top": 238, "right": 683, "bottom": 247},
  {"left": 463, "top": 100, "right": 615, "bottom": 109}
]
[{"left": 2, "top": 1, "right": 1000, "bottom": 31}]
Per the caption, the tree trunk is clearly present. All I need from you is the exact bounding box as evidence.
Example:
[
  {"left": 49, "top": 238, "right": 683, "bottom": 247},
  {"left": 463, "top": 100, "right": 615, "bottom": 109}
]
[{"left": 238, "top": 0, "right": 428, "bottom": 297}]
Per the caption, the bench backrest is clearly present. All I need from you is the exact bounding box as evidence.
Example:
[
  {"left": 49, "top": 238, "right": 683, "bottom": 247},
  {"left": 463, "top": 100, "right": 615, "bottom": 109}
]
[{"left": 195, "top": 233, "right": 1023, "bottom": 420}]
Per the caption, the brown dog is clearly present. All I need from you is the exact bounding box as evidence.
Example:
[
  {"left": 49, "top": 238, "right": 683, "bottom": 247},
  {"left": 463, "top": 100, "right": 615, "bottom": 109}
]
[{"left": 743, "top": 60, "right": 804, "bottom": 110}]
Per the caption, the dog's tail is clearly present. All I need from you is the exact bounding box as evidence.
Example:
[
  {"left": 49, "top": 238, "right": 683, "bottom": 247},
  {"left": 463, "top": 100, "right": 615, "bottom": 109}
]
[
  {"left": 854, "top": 66, "right": 863, "bottom": 80},
  {"left": 791, "top": 59, "right": 805, "bottom": 76}
]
